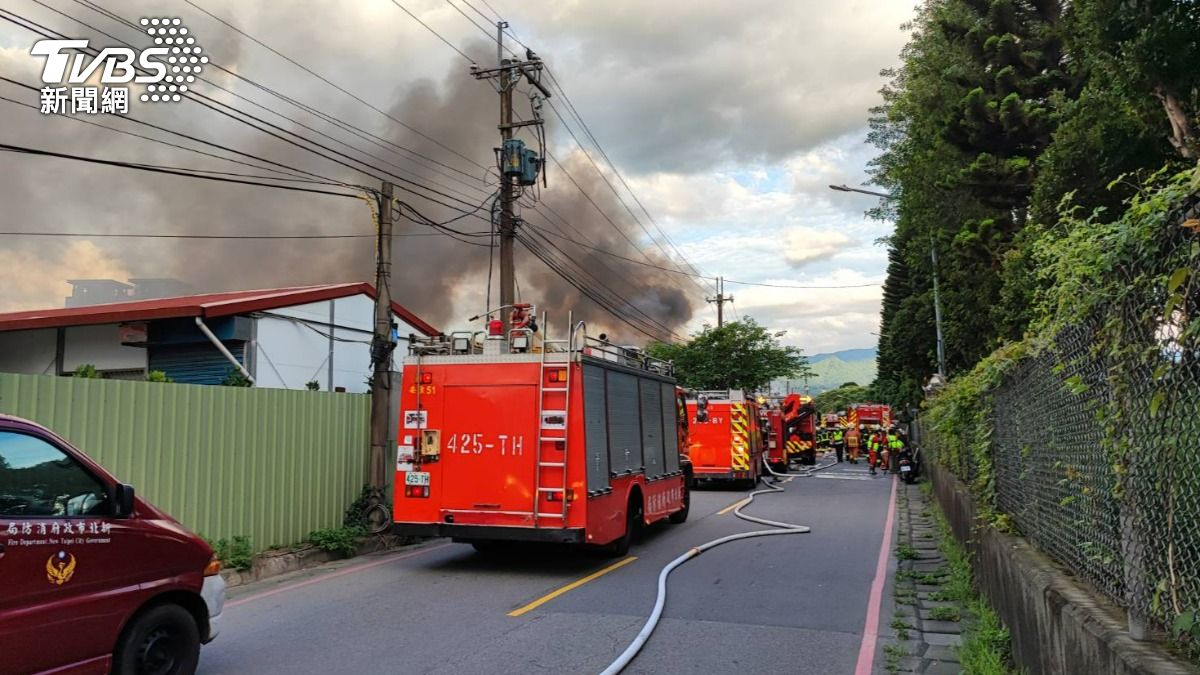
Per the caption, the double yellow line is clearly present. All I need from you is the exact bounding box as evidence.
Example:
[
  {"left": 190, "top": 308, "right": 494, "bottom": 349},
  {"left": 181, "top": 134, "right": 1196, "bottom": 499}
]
[{"left": 508, "top": 556, "right": 638, "bottom": 617}]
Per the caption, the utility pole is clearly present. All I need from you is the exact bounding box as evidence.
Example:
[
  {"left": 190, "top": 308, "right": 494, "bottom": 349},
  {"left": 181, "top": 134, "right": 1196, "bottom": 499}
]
[
  {"left": 930, "top": 241, "right": 947, "bottom": 377},
  {"left": 707, "top": 276, "right": 733, "bottom": 327},
  {"left": 471, "top": 22, "right": 550, "bottom": 331},
  {"left": 369, "top": 181, "right": 395, "bottom": 491}
]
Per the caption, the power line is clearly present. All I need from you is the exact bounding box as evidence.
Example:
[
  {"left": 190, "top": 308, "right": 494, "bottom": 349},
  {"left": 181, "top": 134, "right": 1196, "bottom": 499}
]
[
  {"left": 0, "top": 231, "right": 474, "bottom": 239},
  {"left": 184, "top": 0, "right": 484, "bottom": 171},
  {"left": 0, "top": 142, "right": 364, "bottom": 198},
  {"left": 0, "top": 90, "right": 341, "bottom": 187},
  {"left": 31, "top": 2, "right": 496, "bottom": 212}
]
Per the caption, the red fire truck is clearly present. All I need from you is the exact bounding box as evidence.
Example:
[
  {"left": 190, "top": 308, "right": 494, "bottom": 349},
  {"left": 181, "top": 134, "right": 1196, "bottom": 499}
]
[
  {"left": 391, "top": 306, "right": 692, "bottom": 556},
  {"left": 685, "top": 390, "right": 764, "bottom": 488},
  {"left": 761, "top": 407, "right": 788, "bottom": 472},
  {"left": 781, "top": 393, "right": 819, "bottom": 465},
  {"left": 848, "top": 403, "right": 892, "bottom": 430}
]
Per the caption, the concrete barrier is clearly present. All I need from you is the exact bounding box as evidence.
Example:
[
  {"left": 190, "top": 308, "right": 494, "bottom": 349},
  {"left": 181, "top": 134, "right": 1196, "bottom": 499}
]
[{"left": 927, "top": 461, "right": 1198, "bottom": 675}]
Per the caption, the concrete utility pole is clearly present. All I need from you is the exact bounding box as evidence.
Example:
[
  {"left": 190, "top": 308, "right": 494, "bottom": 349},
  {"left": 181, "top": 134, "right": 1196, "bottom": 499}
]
[
  {"left": 707, "top": 276, "right": 733, "bottom": 327},
  {"left": 471, "top": 22, "right": 550, "bottom": 331},
  {"left": 369, "top": 181, "right": 395, "bottom": 490},
  {"left": 930, "top": 241, "right": 947, "bottom": 377}
]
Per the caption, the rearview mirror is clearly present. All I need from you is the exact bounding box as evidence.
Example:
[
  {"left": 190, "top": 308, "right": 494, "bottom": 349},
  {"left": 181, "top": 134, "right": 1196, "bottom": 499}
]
[{"left": 112, "top": 483, "right": 135, "bottom": 518}]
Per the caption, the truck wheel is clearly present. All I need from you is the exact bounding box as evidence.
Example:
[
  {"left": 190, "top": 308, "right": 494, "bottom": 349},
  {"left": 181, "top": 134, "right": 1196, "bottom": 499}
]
[
  {"left": 113, "top": 603, "right": 200, "bottom": 675},
  {"left": 605, "top": 496, "right": 642, "bottom": 557},
  {"left": 668, "top": 481, "right": 691, "bottom": 524}
]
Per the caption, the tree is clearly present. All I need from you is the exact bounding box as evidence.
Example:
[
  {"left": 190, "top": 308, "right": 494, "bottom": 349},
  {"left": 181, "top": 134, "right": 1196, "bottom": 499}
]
[
  {"left": 813, "top": 383, "right": 874, "bottom": 416},
  {"left": 646, "top": 318, "right": 810, "bottom": 392}
]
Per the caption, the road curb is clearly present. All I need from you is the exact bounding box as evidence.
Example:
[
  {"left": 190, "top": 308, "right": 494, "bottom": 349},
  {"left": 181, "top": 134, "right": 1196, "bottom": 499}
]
[{"left": 220, "top": 535, "right": 429, "bottom": 588}]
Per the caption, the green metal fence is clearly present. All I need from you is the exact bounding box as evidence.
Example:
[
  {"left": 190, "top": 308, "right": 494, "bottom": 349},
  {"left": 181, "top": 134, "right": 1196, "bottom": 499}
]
[{"left": 0, "top": 373, "right": 370, "bottom": 552}]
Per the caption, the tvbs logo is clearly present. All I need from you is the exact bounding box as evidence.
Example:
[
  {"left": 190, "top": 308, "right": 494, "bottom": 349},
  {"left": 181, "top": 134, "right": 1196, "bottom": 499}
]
[{"left": 32, "top": 17, "right": 206, "bottom": 114}]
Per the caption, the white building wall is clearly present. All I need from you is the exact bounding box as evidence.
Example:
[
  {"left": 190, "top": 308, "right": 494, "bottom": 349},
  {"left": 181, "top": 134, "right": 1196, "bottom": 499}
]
[
  {"left": 253, "top": 294, "right": 426, "bottom": 393},
  {"left": 62, "top": 324, "right": 146, "bottom": 373},
  {"left": 0, "top": 329, "right": 58, "bottom": 374}
]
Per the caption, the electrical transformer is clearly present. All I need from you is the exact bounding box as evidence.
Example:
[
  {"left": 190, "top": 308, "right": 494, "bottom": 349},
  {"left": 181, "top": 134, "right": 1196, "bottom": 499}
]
[{"left": 501, "top": 138, "right": 542, "bottom": 186}]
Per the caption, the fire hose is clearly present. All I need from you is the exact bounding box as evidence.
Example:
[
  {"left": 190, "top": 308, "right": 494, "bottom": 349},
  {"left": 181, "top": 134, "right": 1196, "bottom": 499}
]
[{"left": 599, "top": 454, "right": 838, "bottom": 675}]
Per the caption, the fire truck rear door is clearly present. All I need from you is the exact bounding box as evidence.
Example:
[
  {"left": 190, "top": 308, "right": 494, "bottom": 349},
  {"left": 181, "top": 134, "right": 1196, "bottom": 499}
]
[{"left": 440, "top": 384, "right": 539, "bottom": 517}]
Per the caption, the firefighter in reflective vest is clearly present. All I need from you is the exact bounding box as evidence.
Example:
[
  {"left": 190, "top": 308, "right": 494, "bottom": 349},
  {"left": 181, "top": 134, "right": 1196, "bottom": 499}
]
[
  {"left": 833, "top": 427, "right": 846, "bottom": 463},
  {"left": 868, "top": 427, "right": 886, "bottom": 475},
  {"left": 887, "top": 428, "right": 904, "bottom": 473},
  {"left": 845, "top": 427, "right": 860, "bottom": 464}
]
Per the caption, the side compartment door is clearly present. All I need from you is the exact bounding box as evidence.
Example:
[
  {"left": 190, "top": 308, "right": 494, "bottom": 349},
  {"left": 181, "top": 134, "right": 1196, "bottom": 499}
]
[
  {"left": 638, "top": 378, "right": 665, "bottom": 479},
  {"left": 605, "top": 371, "right": 641, "bottom": 476},
  {"left": 582, "top": 365, "right": 610, "bottom": 494}
]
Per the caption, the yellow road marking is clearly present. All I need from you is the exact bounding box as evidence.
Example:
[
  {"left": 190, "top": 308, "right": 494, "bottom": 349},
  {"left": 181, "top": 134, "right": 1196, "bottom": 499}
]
[
  {"left": 508, "top": 556, "right": 638, "bottom": 617},
  {"left": 718, "top": 497, "right": 750, "bottom": 515}
]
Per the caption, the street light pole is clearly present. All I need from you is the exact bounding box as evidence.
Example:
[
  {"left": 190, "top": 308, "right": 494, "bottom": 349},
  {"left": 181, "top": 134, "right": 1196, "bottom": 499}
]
[{"left": 828, "top": 184, "right": 946, "bottom": 376}]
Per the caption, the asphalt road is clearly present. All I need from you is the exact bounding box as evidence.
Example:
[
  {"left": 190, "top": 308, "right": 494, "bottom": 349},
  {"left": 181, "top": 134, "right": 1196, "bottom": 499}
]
[{"left": 198, "top": 459, "right": 895, "bottom": 675}]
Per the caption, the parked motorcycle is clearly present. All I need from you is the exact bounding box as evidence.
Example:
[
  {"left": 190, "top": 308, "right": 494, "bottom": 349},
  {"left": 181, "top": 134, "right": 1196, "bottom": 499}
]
[{"left": 897, "top": 447, "right": 919, "bottom": 484}]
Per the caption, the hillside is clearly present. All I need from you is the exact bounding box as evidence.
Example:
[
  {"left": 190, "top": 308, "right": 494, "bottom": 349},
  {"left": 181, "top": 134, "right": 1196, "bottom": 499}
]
[{"left": 771, "top": 347, "right": 877, "bottom": 395}]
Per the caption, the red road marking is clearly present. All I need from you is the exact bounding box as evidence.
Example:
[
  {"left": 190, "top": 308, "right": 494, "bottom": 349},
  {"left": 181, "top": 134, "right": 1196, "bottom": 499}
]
[
  {"left": 855, "top": 476, "right": 899, "bottom": 675},
  {"left": 226, "top": 543, "right": 453, "bottom": 609}
]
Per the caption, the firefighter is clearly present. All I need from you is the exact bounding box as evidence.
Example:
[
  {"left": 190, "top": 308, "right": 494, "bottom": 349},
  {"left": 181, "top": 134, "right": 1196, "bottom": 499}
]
[
  {"left": 845, "top": 426, "right": 860, "bottom": 464},
  {"left": 868, "top": 426, "right": 886, "bottom": 475},
  {"left": 887, "top": 427, "right": 903, "bottom": 473},
  {"left": 833, "top": 426, "right": 846, "bottom": 463}
]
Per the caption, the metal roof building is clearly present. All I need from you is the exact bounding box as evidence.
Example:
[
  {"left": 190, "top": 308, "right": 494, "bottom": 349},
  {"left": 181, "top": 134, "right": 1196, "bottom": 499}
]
[{"left": 0, "top": 283, "right": 438, "bottom": 392}]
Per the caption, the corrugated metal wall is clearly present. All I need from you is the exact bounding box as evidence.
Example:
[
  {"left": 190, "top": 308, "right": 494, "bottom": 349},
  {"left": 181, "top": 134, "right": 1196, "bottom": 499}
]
[{"left": 0, "top": 373, "right": 369, "bottom": 552}]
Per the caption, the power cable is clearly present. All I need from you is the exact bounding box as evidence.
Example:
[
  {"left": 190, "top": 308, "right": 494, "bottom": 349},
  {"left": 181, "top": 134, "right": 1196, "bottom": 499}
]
[
  {"left": 185, "top": 0, "right": 484, "bottom": 171},
  {"left": 0, "top": 143, "right": 363, "bottom": 198},
  {"left": 0, "top": 230, "right": 478, "bottom": 239}
]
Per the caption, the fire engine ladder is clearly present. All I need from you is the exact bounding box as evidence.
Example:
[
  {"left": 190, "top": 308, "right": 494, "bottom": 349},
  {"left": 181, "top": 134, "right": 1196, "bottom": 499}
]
[{"left": 533, "top": 311, "right": 574, "bottom": 527}]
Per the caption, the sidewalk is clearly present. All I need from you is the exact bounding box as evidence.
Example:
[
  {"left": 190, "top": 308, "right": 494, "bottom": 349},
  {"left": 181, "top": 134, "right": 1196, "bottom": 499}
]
[{"left": 882, "top": 482, "right": 967, "bottom": 674}]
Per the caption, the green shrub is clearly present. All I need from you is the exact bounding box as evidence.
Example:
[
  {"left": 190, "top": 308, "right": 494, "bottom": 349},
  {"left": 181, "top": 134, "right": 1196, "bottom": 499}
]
[
  {"left": 72, "top": 364, "right": 102, "bottom": 379},
  {"left": 309, "top": 526, "right": 363, "bottom": 557},
  {"left": 146, "top": 370, "right": 173, "bottom": 383},
  {"left": 207, "top": 535, "right": 253, "bottom": 571}
]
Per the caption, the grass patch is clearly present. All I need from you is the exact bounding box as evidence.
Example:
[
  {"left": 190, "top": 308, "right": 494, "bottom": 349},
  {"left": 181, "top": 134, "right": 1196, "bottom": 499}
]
[
  {"left": 927, "top": 498, "right": 1019, "bottom": 674},
  {"left": 898, "top": 568, "right": 948, "bottom": 584},
  {"left": 883, "top": 643, "right": 908, "bottom": 674},
  {"left": 896, "top": 543, "right": 920, "bottom": 560},
  {"left": 929, "top": 605, "right": 962, "bottom": 622}
]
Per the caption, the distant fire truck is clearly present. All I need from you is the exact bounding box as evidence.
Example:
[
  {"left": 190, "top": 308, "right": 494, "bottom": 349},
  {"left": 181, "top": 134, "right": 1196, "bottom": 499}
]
[
  {"left": 685, "top": 390, "right": 764, "bottom": 487},
  {"left": 391, "top": 305, "right": 692, "bottom": 556},
  {"left": 848, "top": 403, "right": 892, "bottom": 430},
  {"left": 761, "top": 407, "right": 788, "bottom": 472},
  {"left": 780, "top": 393, "right": 818, "bottom": 465}
]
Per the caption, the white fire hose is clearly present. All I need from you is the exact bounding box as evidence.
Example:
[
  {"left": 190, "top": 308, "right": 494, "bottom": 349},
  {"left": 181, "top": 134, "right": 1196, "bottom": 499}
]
[{"left": 599, "top": 453, "right": 838, "bottom": 675}]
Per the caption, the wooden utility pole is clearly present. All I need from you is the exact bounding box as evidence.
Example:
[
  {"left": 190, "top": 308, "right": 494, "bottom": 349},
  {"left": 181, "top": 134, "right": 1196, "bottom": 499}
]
[
  {"left": 707, "top": 276, "right": 732, "bottom": 327},
  {"left": 471, "top": 22, "right": 550, "bottom": 330},
  {"left": 369, "top": 181, "right": 395, "bottom": 490},
  {"left": 497, "top": 24, "right": 516, "bottom": 332}
]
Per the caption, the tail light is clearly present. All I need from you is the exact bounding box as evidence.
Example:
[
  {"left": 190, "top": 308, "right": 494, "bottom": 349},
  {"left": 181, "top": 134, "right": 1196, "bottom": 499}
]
[
  {"left": 203, "top": 557, "right": 222, "bottom": 576},
  {"left": 545, "top": 489, "right": 574, "bottom": 503},
  {"left": 420, "top": 371, "right": 433, "bottom": 384},
  {"left": 405, "top": 485, "right": 430, "bottom": 498},
  {"left": 546, "top": 368, "right": 567, "bottom": 383}
]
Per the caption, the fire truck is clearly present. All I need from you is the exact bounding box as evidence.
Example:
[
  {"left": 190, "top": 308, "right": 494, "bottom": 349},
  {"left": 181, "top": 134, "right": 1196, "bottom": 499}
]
[
  {"left": 780, "top": 393, "right": 818, "bottom": 465},
  {"left": 848, "top": 403, "right": 892, "bottom": 430},
  {"left": 391, "top": 305, "right": 692, "bottom": 556},
  {"left": 685, "top": 390, "right": 764, "bottom": 488},
  {"left": 761, "top": 406, "right": 788, "bottom": 472}
]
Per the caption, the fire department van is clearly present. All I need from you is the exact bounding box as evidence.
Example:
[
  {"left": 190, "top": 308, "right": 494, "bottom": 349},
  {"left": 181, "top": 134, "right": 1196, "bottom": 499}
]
[
  {"left": 392, "top": 306, "right": 692, "bottom": 556},
  {"left": 685, "top": 390, "right": 764, "bottom": 488},
  {"left": 0, "top": 414, "right": 224, "bottom": 675}
]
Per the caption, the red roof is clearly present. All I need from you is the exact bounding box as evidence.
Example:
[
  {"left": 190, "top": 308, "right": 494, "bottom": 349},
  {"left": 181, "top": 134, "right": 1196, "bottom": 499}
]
[{"left": 0, "top": 283, "right": 439, "bottom": 336}]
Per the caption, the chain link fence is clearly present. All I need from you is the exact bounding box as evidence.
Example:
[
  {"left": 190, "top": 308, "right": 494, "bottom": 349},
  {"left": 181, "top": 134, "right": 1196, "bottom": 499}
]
[{"left": 922, "top": 193, "right": 1200, "bottom": 646}]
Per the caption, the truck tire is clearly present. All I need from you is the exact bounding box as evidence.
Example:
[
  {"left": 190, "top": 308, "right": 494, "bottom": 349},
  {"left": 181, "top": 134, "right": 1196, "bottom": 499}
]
[
  {"left": 113, "top": 603, "right": 200, "bottom": 675},
  {"left": 605, "top": 495, "right": 642, "bottom": 557},
  {"left": 668, "top": 480, "right": 691, "bottom": 524}
]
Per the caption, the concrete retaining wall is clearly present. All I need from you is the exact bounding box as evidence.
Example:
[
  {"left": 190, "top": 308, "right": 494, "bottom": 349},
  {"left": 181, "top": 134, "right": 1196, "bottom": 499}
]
[{"left": 927, "top": 461, "right": 1198, "bottom": 675}]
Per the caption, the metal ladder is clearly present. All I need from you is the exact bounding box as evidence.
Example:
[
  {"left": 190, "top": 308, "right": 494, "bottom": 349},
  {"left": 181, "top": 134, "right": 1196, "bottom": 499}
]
[{"left": 533, "top": 311, "right": 573, "bottom": 527}]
